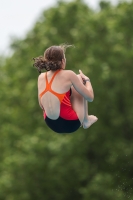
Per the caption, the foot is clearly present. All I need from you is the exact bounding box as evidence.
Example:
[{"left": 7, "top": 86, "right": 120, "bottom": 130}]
[{"left": 83, "top": 115, "right": 98, "bottom": 129}]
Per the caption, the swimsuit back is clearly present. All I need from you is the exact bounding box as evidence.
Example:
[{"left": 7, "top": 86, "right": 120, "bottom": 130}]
[
  {"left": 39, "top": 70, "right": 65, "bottom": 102},
  {"left": 39, "top": 70, "right": 80, "bottom": 133}
]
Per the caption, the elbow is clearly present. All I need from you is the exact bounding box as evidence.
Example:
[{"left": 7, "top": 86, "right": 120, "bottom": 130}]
[
  {"left": 90, "top": 91, "right": 94, "bottom": 102},
  {"left": 88, "top": 97, "right": 94, "bottom": 102},
  {"left": 87, "top": 94, "right": 94, "bottom": 102},
  {"left": 89, "top": 98, "right": 94, "bottom": 102},
  {"left": 84, "top": 90, "right": 94, "bottom": 102}
]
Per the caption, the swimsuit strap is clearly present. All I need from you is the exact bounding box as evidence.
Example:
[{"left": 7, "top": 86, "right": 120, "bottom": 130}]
[
  {"left": 39, "top": 70, "right": 61, "bottom": 98},
  {"left": 39, "top": 69, "right": 71, "bottom": 105},
  {"left": 45, "top": 69, "right": 61, "bottom": 87}
]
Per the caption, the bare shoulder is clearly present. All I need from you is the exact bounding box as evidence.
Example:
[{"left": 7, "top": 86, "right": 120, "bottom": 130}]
[
  {"left": 64, "top": 70, "right": 77, "bottom": 77},
  {"left": 38, "top": 72, "right": 45, "bottom": 81}
]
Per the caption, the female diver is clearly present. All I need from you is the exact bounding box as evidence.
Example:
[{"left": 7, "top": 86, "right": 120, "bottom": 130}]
[{"left": 33, "top": 44, "right": 98, "bottom": 133}]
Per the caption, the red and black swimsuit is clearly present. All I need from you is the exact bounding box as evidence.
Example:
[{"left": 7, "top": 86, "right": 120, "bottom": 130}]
[{"left": 39, "top": 70, "right": 81, "bottom": 133}]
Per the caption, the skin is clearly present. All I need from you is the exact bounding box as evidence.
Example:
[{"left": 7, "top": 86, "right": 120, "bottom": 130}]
[{"left": 38, "top": 56, "right": 98, "bottom": 129}]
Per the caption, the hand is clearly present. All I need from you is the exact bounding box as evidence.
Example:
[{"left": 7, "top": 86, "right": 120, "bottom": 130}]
[
  {"left": 79, "top": 69, "right": 89, "bottom": 80},
  {"left": 79, "top": 70, "right": 90, "bottom": 84}
]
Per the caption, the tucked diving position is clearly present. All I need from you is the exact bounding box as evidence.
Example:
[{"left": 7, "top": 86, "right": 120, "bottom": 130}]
[{"left": 33, "top": 45, "right": 98, "bottom": 133}]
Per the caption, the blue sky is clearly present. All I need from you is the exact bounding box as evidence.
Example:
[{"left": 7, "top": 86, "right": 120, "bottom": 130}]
[{"left": 0, "top": 0, "right": 120, "bottom": 55}]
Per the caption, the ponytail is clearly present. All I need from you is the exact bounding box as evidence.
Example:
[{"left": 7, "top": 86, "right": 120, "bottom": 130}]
[{"left": 33, "top": 56, "right": 62, "bottom": 73}]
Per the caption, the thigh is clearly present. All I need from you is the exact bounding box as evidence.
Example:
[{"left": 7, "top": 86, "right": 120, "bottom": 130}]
[{"left": 70, "top": 75, "right": 85, "bottom": 123}]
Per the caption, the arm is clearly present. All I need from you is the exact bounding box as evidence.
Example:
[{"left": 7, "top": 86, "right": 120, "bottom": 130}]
[
  {"left": 79, "top": 69, "right": 94, "bottom": 101},
  {"left": 68, "top": 70, "right": 94, "bottom": 102},
  {"left": 38, "top": 74, "right": 45, "bottom": 111}
]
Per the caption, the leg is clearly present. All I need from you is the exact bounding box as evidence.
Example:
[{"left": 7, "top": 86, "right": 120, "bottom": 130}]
[
  {"left": 82, "top": 98, "right": 98, "bottom": 129},
  {"left": 70, "top": 74, "right": 98, "bottom": 129}
]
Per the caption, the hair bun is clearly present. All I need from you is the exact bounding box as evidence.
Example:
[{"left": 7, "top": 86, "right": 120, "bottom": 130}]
[{"left": 47, "top": 60, "right": 62, "bottom": 71}]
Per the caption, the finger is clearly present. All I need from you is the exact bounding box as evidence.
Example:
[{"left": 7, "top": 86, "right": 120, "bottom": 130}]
[{"left": 79, "top": 69, "right": 83, "bottom": 74}]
